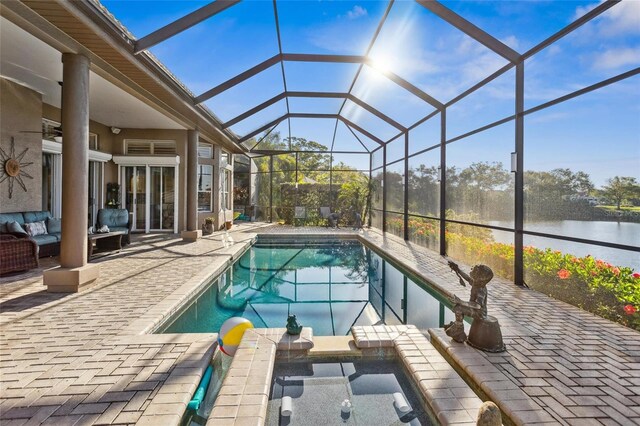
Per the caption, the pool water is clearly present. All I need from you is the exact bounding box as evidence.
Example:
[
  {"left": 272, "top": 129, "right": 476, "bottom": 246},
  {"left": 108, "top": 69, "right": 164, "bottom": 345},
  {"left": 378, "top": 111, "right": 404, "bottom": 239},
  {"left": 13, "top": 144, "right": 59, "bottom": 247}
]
[
  {"left": 267, "top": 359, "right": 434, "bottom": 425},
  {"left": 161, "top": 240, "right": 456, "bottom": 335}
]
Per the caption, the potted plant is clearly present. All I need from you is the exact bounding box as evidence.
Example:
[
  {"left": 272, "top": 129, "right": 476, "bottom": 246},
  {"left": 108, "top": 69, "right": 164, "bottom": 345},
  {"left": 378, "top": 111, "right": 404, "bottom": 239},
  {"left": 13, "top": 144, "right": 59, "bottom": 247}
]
[
  {"left": 106, "top": 183, "right": 120, "bottom": 209},
  {"left": 202, "top": 217, "right": 215, "bottom": 235}
]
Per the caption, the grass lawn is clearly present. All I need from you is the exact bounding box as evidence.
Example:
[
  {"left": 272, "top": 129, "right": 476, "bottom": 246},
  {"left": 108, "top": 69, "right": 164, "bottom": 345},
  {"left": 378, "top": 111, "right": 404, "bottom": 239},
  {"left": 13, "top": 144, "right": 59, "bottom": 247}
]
[{"left": 595, "top": 205, "right": 640, "bottom": 212}]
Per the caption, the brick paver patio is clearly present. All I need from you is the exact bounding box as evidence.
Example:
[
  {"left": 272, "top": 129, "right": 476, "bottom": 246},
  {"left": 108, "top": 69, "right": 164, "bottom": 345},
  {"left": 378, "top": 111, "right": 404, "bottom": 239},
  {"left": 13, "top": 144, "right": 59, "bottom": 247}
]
[{"left": 1, "top": 224, "right": 638, "bottom": 425}]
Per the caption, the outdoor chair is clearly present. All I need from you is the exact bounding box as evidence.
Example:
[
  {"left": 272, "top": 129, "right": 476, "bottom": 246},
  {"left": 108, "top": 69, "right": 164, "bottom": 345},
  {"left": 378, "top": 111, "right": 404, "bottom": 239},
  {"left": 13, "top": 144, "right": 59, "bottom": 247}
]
[
  {"left": 0, "top": 234, "right": 39, "bottom": 275},
  {"left": 96, "top": 208, "right": 133, "bottom": 245},
  {"left": 320, "top": 207, "right": 331, "bottom": 227},
  {"left": 294, "top": 206, "right": 306, "bottom": 226}
]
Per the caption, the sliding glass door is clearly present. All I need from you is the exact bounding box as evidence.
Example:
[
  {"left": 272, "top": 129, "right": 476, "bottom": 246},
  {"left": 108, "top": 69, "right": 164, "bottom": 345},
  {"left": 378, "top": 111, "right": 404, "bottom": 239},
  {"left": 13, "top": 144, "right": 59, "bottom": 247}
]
[
  {"left": 149, "top": 166, "right": 175, "bottom": 231},
  {"left": 121, "top": 164, "right": 177, "bottom": 233},
  {"left": 123, "top": 166, "right": 147, "bottom": 232}
]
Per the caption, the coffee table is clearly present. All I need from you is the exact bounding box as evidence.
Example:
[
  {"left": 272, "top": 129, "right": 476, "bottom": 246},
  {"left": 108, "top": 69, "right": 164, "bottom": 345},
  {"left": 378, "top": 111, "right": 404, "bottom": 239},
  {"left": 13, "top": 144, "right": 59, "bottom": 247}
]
[{"left": 87, "top": 230, "right": 127, "bottom": 260}]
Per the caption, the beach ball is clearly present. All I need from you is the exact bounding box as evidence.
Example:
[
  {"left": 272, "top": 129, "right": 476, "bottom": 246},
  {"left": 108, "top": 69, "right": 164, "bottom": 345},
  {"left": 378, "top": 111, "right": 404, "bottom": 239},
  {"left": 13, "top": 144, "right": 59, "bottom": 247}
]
[{"left": 218, "top": 317, "right": 253, "bottom": 356}]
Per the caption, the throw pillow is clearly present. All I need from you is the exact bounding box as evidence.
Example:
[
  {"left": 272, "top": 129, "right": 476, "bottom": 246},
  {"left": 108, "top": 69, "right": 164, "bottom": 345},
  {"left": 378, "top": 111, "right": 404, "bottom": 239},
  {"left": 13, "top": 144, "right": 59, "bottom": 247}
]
[
  {"left": 0, "top": 221, "right": 7, "bottom": 233},
  {"left": 47, "top": 217, "right": 62, "bottom": 234},
  {"left": 25, "top": 221, "right": 48, "bottom": 237},
  {"left": 7, "top": 221, "right": 28, "bottom": 236}
]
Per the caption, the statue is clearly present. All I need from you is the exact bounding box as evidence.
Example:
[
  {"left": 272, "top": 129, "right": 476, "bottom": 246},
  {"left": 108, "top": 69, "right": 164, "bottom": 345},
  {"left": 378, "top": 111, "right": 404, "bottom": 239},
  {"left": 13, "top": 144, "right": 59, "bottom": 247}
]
[
  {"left": 445, "top": 261, "right": 506, "bottom": 352},
  {"left": 327, "top": 212, "right": 340, "bottom": 228},
  {"left": 286, "top": 314, "right": 303, "bottom": 335},
  {"left": 444, "top": 311, "right": 467, "bottom": 343}
]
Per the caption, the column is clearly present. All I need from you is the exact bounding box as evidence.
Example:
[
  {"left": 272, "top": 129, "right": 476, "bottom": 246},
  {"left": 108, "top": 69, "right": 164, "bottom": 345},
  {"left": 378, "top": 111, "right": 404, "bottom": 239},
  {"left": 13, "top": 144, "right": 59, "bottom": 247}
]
[
  {"left": 44, "top": 53, "right": 99, "bottom": 292},
  {"left": 181, "top": 129, "right": 201, "bottom": 240}
]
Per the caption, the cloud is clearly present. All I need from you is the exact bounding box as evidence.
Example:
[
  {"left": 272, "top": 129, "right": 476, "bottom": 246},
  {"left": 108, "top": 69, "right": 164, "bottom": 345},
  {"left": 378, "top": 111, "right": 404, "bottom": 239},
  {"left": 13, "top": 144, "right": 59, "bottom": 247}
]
[
  {"left": 593, "top": 47, "right": 640, "bottom": 70},
  {"left": 575, "top": 1, "right": 640, "bottom": 37},
  {"left": 598, "top": 0, "right": 640, "bottom": 36},
  {"left": 346, "top": 5, "right": 367, "bottom": 20}
]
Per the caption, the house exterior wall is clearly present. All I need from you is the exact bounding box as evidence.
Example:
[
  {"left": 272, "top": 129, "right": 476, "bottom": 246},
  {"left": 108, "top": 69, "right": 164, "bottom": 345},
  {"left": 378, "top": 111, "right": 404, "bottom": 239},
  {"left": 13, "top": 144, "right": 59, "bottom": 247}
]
[{"left": 0, "top": 78, "right": 43, "bottom": 213}]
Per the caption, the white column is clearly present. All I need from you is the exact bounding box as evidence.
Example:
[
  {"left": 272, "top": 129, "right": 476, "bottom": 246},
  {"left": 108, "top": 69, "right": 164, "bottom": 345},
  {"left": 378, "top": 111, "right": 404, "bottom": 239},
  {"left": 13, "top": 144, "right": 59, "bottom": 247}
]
[
  {"left": 44, "top": 53, "right": 99, "bottom": 292},
  {"left": 181, "top": 129, "right": 201, "bottom": 240}
]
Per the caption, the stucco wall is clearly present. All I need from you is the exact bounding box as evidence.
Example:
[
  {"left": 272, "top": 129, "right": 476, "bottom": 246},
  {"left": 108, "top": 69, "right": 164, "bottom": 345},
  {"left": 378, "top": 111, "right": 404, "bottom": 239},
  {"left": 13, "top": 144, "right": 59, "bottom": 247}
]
[{"left": 0, "top": 78, "right": 43, "bottom": 213}]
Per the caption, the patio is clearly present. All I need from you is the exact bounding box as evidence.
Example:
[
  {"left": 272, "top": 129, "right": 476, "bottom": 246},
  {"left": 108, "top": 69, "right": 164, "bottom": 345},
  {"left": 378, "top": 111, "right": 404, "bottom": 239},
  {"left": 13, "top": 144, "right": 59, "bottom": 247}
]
[
  {"left": 0, "top": 226, "right": 639, "bottom": 425},
  {"left": 1, "top": 0, "right": 639, "bottom": 425}
]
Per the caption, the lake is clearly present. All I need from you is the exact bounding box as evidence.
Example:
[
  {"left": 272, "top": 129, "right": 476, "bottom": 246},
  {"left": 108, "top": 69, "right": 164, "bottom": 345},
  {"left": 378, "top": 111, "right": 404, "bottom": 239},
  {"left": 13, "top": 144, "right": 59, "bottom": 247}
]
[{"left": 488, "top": 220, "right": 640, "bottom": 271}]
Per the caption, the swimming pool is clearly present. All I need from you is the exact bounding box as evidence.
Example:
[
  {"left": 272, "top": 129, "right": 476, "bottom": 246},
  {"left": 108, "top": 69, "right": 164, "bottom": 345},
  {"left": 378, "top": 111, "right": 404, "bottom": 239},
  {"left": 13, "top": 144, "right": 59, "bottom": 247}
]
[{"left": 160, "top": 238, "right": 456, "bottom": 335}]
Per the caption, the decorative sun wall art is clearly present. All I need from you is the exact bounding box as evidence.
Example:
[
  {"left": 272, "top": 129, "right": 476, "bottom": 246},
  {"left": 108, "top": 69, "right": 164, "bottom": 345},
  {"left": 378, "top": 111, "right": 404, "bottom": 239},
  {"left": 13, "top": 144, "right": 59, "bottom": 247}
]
[{"left": 0, "top": 137, "right": 33, "bottom": 198}]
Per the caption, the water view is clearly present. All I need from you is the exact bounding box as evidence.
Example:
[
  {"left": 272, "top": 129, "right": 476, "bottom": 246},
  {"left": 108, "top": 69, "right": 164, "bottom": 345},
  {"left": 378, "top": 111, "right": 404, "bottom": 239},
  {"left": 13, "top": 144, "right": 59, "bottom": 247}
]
[{"left": 490, "top": 220, "right": 640, "bottom": 270}]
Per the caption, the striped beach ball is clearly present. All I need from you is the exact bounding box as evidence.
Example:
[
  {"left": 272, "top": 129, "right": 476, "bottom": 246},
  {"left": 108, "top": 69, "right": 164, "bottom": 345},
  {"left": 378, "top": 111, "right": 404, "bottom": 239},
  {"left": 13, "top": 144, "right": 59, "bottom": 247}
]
[{"left": 217, "top": 317, "right": 253, "bottom": 356}]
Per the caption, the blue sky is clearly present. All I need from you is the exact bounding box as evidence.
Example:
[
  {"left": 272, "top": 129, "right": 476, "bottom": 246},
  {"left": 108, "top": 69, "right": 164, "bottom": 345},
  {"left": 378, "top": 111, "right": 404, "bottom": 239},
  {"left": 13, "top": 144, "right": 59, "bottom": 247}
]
[{"left": 101, "top": 0, "right": 639, "bottom": 185}]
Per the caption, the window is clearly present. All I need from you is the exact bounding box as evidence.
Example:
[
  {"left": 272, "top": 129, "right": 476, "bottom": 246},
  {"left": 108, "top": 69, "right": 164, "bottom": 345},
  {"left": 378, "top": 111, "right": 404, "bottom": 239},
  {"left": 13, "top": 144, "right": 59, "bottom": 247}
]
[
  {"left": 88, "top": 133, "right": 98, "bottom": 150},
  {"left": 220, "top": 150, "right": 230, "bottom": 167},
  {"left": 125, "top": 140, "right": 176, "bottom": 155},
  {"left": 221, "top": 169, "right": 231, "bottom": 210},
  {"left": 198, "top": 142, "right": 213, "bottom": 158},
  {"left": 198, "top": 165, "right": 213, "bottom": 211}
]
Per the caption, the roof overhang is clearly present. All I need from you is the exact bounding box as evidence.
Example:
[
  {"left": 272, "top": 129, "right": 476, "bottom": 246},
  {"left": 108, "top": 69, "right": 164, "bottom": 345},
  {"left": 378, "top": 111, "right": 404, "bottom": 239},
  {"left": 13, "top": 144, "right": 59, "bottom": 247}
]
[{"left": 0, "top": 0, "right": 243, "bottom": 153}]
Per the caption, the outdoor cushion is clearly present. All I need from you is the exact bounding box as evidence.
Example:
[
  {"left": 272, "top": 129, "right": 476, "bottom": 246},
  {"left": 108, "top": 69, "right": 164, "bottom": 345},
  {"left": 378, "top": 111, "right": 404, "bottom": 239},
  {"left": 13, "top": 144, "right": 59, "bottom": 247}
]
[
  {"left": 97, "top": 209, "right": 129, "bottom": 228},
  {"left": 0, "top": 212, "right": 25, "bottom": 226},
  {"left": 108, "top": 226, "right": 129, "bottom": 233},
  {"left": 23, "top": 211, "right": 51, "bottom": 224},
  {"left": 0, "top": 222, "right": 7, "bottom": 233},
  {"left": 7, "top": 221, "right": 27, "bottom": 236},
  {"left": 25, "top": 221, "right": 48, "bottom": 237},
  {"left": 47, "top": 217, "right": 62, "bottom": 234},
  {"left": 31, "top": 234, "right": 58, "bottom": 246}
]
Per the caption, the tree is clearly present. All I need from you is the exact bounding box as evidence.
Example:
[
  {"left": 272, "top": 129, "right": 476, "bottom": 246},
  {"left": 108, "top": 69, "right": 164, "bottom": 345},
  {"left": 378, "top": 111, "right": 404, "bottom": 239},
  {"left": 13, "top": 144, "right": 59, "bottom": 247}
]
[{"left": 600, "top": 176, "right": 640, "bottom": 210}]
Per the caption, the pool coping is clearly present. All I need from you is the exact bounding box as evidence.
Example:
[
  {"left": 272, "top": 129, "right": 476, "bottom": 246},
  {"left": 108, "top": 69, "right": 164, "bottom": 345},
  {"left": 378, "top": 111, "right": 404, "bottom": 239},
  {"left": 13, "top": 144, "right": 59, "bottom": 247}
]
[{"left": 138, "top": 232, "right": 464, "bottom": 426}]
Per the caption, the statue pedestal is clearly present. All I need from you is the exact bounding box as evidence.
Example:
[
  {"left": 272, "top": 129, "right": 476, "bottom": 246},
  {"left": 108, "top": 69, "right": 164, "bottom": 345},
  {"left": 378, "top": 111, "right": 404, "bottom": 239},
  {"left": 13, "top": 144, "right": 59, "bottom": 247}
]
[{"left": 467, "top": 315, "right": 506, "bottom": 353}]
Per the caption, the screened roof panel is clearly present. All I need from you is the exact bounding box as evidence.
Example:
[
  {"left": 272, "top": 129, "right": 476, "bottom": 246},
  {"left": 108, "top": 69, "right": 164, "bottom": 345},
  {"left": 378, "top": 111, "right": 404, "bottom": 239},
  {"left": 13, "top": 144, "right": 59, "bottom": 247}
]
[
  {"left": 140, "top": 1, "right": 279, "bottom": 95},
  {"left": 369, "top": 1, "right": 509, "bottom": 102},
  {"left": 287, "top": 97, "right": 344, "bottom": 115},
  {"left": 332, "top": 121, "right": 370, "bottom": 153},
  {"left": 440, "top": 0, "right": 595, "bottom": 53},
  {"left": 284, "top": 61, "right": 359, "bottom": 93},
  {"left": 342, "top": 122, "right": 382, "bottom": 152},
  {"left": 102, "top": 1, "right": 209, "bottom": 39},
  {"left": 351, "top": 65, "right": 436, "bottom": 126},
  {"left": 228, "top": 99, "right": 287, "bottom": 138},
  {"left": 342, "top": 99, "right": 401, "bottom": 142},
  {"left": 289, "top": 118, "right": 337, "bottom": 150},
  {"left": 524, "top": 1, "right": 640, "bottom": 109},
  {"left": 252, "top": 121, "right": 290, "bottom": 151},
  {"left": 276, "top": 1, "right": 388, "bottom": 55},
  {"left": 204, "top": 64, "right": 284, "bottom": 122}
]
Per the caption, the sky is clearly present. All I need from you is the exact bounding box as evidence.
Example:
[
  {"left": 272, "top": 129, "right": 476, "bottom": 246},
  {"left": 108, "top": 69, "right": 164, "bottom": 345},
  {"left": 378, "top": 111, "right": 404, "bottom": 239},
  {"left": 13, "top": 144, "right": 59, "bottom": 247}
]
[{"left": 100, "top": 0, "right": 640, "bottom": 185}]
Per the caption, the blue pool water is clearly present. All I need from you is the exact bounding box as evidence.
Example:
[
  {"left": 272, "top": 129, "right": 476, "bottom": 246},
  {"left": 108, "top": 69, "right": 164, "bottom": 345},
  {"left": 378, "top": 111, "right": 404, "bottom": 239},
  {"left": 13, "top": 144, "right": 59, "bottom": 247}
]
[{"left": 161, "top": 239, "right": 456, "bottom": 335}]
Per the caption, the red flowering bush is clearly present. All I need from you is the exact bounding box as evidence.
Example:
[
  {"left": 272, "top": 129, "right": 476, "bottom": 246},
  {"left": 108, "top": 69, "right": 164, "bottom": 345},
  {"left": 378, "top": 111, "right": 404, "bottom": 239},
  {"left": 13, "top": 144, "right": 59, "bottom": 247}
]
[{"left": 402, "top": 215, "right": 640, "bottom": 330}]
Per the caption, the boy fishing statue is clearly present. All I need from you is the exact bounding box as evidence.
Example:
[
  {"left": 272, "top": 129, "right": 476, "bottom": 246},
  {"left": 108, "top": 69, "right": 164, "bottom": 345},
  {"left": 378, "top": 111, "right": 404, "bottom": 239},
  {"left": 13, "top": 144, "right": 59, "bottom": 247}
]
[{"left": 444, "top": 260, "right": 506, "bottom": 352}]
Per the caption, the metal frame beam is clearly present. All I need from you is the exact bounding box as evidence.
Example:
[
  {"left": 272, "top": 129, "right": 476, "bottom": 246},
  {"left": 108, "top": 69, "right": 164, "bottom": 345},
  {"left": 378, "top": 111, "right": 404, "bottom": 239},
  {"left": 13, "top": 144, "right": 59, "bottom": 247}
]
[
  {"left": 134, "top": 0, "right": 240, "bottom": 53},
  {"left": 195, "top": 54, "right": 281, "bottom": 104},
  {"left": 416, "top": 0, "right": 520, "bottom": 64},
  {"left": 222, "top": 93, "right": 287, "bottom": 128},
  {"left": 195, "top": 53, "right": 442, "bottom": 111},
  {"left": 240, "top": 113, "right": 386, "bottom": 147},
  {"left": 239, "top": 114, "right": 287, "bottom": 142},
  {"left": 222, "top": 91, "right": 406, "bottom": 132}
]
